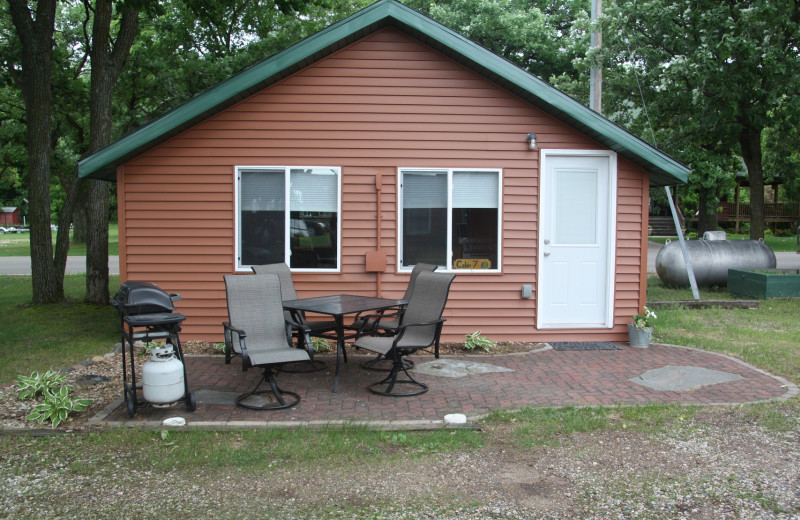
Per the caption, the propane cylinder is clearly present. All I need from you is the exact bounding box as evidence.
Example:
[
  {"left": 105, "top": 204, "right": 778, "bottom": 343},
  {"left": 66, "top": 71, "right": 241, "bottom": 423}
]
[
  {"left": 656, "top": 238, "right": 776, "bottom": 287},
  {"left": 142, "top": 343, "right": 185, "bottom": 404}
]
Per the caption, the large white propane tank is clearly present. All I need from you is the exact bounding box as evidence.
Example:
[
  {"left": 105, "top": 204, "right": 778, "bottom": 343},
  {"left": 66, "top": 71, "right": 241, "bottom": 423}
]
[{"left": 142, "top": 343, "right": 185, "bottom": 404}]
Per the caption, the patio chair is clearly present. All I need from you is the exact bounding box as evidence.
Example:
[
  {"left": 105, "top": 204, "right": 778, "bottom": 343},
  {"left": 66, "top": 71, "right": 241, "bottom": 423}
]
[
  {"left": 353, "top": 271, "right": 455, "bottom": 396},
  {"left": 352, "top": 262, "right": 438, "bottom": 333},
  {"left": 223, "top": 273, "right": 313, "bottom": 410},
  {"left": 354, "top": 262, "right": 438, "bottom": 370},
  {"left": 251, "top": 263, "right": 338, "bottom": 343}
]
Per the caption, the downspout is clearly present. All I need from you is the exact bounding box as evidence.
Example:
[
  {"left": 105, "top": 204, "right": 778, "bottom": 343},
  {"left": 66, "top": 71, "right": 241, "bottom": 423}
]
[{"left": 365, "top": 174, "right": 388, "bottom": 296}]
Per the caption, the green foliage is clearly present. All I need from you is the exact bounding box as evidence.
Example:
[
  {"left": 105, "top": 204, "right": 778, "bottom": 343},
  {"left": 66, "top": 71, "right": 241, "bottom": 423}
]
[
  {"left": 463, "top": 330, "right": 496, "bottom": 352},
  {"left": 15, "top": 370, "right": 66, "bottom": 400},
  {"left": 411, "top": 0, "right": 590, "bottom": 93},
  {"left": 602, "top": 0, "right": 800, "bottom": 239},
  {"left": 631, "top": 306, "right": 657, "bottom": 330},
  {"left": 310, "top": 337, "right": 332, "bottom": 353},
  {"left": 141, "top": 340, "right": 164, "bottom": 356},
  {"left": 379, "top": 431, "right": 408, "bottom": 445},
  {"left": 25, "top": 385, "right": 92, "bottom": 428}
]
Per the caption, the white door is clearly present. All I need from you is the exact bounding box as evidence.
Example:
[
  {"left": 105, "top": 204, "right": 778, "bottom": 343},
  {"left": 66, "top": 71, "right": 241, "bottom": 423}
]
[{"left": 537, "top": 151, "right": 616, "bottom": 328}]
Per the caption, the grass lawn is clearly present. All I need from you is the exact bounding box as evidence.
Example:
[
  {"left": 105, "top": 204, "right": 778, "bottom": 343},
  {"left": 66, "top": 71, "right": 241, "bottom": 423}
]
[
  {"left": 0, "top": 222, "right": 119, "bottom": 257},
  {"left": 647, "top": 276, "right": 800, "bottom": 384},
  {"left": 0, "top": 275, "right": 120, "bottom": 384}
]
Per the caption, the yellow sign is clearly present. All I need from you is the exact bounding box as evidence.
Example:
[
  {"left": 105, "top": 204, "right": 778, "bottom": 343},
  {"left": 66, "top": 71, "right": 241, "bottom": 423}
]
[{"left": 453, "top": 259, "right": 492, "bottom": 269}]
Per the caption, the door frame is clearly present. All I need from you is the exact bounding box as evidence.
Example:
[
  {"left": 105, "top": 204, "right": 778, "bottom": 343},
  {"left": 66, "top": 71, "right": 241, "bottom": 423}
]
[{"left": 537, "top": 149, "right": 617, "bottom": 329}]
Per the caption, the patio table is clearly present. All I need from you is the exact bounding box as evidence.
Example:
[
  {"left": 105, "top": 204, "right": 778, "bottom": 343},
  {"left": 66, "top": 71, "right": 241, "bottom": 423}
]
[{"left": 282, "top": 294, "right": 407, "bottom": 392}]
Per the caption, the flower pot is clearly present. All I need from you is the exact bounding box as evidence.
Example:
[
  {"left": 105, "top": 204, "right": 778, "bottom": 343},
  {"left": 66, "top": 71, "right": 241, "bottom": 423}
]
[{"left": 628, "top": 323, "right": 652, "bottom": 348}]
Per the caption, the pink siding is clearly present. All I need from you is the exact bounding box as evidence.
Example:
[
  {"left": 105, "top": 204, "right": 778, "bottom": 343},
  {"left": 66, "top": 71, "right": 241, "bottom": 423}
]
[{"left": 117, "top": 27, "right": 647, "bottom": 342}]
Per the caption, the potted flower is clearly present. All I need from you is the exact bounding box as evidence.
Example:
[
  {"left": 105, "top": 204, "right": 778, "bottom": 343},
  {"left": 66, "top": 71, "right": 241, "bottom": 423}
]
[{"left": 628, "top": 306, "right": 657, "bottom": 348}]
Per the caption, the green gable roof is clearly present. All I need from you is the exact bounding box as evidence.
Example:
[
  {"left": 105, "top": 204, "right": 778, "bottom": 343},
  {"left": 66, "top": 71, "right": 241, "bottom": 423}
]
[{"left": 79, "top": 0, "right": 689, "bottom": 186}]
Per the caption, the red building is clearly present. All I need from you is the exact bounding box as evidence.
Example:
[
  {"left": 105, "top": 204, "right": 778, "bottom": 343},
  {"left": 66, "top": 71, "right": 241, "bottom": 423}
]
[
  {"left": 0, "top": 207, "right": 19, "bottom": 227},
  {"left": 79, "top": 0, "right": 688, "bottom": 343}
]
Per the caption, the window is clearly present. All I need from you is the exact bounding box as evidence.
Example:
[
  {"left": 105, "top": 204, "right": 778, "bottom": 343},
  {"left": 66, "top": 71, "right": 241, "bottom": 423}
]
[
  {"left": 399, "top": 168, "right": 501, "bottom": 272},
  {"left": 237, "top": 166, "right": 340, "bottom": 271}
]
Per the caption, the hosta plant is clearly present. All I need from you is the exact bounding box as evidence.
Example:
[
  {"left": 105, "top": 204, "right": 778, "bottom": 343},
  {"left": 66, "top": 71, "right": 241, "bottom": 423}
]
[
  {"left": 26, "top": 386, "right": 92, "bottom": 428},
  {"left": 464, "top": 331, "right": 496, "bottom": 352},
  {"left": 16, "top": 370, "right": 67, "bottom": 400},
  {"left": 311, "top": 337, "right": 332, "bottom": 353}
]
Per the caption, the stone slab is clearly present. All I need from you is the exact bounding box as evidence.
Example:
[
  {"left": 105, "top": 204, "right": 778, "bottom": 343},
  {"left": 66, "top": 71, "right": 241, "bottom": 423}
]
[
  {"left": 631, "top": 365, "right": 743, "bottom": 391},
  {"left": 413, "top": 359, "right": 514, "bottom": 378},
  {"left": 193, "top": 389, "right": 239, "bottom": 406}
]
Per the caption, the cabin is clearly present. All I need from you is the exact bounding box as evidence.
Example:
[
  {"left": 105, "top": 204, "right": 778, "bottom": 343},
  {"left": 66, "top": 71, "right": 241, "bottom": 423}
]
[{"left": 78, "top": 0, "right": 689, "bottom": 343}]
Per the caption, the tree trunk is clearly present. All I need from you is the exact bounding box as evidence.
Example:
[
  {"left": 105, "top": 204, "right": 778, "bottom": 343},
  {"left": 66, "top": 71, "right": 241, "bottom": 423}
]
[
  {"left": 85, "top": 180, "right": 110, "bottom": 304},
  {"left": 696, "top": 188, "right": 719, "bottom": 236},
  {"left": 84, "top": 0, "right": 139, "bottom": 305},
  {"left": 739, "top": 127, "right": 766, "bottom": 240},
  {"left": 8, "top": 0, "right": 66, "bottom": 303},
  {"left": 71, "top": 194, "right": 88, "bottom": 244}
]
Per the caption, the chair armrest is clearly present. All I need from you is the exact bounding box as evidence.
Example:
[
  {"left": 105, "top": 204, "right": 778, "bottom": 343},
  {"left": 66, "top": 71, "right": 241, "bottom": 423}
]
[
  {"left": 351, "top": 309, "right": 402, "bottom": 338},
  {"left": 285, "top": 320, "right": 315, "bottom": 358},
  {"left": 285, "top": 309, "right": 306, "bottom": 329},
  {"left": 392, "top": 318, "right": 446, "bottom": 346},
  {"left": 223, "top": 322, "right": 251, "bottom": 370},
  {"left": 223, "top": 321, "right": 247, "bottom": 337}
]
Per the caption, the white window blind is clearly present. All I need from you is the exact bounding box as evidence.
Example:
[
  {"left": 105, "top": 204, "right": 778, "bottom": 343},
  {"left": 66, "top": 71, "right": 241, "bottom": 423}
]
[
  {"left": 290, "top": 168, "right": 338, "bottom": 212},
  {"left": 241, "top": 169, "right": 284, "bottom": 211},
  {"left": 402, "top": 171, "right": 447, "bottom": 209},
  {"left": 453, "top": 171, "right": 499, "bottom": 208}
]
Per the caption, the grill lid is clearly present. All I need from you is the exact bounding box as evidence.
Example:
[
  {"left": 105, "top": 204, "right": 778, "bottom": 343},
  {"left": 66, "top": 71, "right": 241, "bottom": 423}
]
[{"left": 113, "top": 281, "right": 180, "bottom": 315}]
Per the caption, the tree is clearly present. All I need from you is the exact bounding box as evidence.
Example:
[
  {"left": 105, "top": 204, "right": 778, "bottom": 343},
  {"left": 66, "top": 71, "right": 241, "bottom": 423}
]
[
  {"left": 602, "top": 0, "right": 800, "bottom": 239},
  {"left": 7, "top": 0, "right": 78, "bottom": 303},
  {"left": 5, "top": 0, "right": 333, "bottom": 305},
  {"left": 83, "top": 0, "right": 141, "bottom": 305},
  {"left": 407, "top": 0, "right": 591, "bottom": 91}
]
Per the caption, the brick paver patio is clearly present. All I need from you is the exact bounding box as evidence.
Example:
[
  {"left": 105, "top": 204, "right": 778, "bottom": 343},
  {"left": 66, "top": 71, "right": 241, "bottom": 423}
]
[{"left": 95, "top": 343, "right": 795, "bottom": 428}]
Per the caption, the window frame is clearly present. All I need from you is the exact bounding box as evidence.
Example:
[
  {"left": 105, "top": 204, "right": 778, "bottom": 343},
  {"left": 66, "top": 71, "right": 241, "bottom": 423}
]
[
  {"left": 397, "top": 167, "right": 502, "bottom": 274},
  {"left": 235, "top": 165, "right": 342, "bottom": 273}
]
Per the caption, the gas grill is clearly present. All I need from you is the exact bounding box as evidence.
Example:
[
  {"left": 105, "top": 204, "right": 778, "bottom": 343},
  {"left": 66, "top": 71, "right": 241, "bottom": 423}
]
[{"left": 112, "top": 281, "right": 196, "bottom": 417}]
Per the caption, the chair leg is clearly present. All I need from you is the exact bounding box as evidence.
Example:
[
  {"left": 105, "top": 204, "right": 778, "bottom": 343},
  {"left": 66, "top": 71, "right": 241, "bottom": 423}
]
[
  {"left": 367, "top": 350, "right": 428, "bottom": 397},
  {"left": 235, "top": 366, "right": 301, "bottom": 410},
  {"left": 361, "top": 353, "right": 414, "bottom": 372}
]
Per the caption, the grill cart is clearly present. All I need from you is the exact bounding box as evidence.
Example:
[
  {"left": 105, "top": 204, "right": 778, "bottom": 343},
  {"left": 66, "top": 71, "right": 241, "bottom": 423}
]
[{"left": 112, "top": 282, "right": 196, "bottom": 417}]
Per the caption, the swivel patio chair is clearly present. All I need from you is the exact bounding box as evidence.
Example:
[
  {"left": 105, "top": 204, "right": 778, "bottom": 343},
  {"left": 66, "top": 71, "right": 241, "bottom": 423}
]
[
  {"left": 252, "top": 263, "right": 336, "bottom": 371},
  {"left": 353, "top": 271, "right": 455, "bottom": 396},
  {"left": 252, "top": 263, "right": 338, "bottom": 341},
  {"left": 354, "top": 262, "right": 438, "bottom": 371},
  {"left": 223, "top": 273, "right": 313, "bottom": 410}
]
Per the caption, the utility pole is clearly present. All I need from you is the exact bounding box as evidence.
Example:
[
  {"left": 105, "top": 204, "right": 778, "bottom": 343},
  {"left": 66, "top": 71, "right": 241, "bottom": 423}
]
[{"left": 589, "top": 0, "right": 602, "bottom": 113}]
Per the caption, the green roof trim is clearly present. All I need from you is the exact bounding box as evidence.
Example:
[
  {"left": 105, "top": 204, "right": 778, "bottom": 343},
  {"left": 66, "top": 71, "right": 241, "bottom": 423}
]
[{"left": 79, "top": 0, "right": 689, "bottom": 186}]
